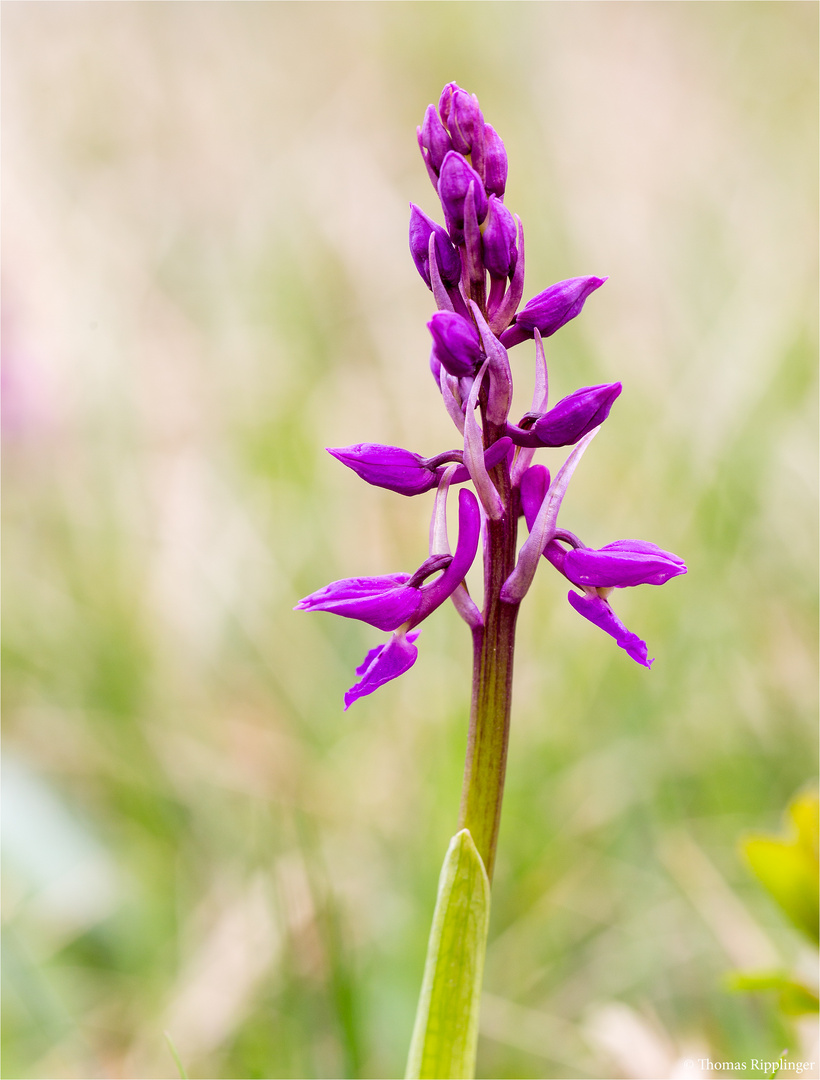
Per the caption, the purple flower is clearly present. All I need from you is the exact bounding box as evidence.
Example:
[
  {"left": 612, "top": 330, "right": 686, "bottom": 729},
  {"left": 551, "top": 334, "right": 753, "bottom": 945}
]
[
  {"left": 428, "top": 311, "right": 483, "bottom": 377},
  {"left": 518, "top": 464, "right": 686, "bottom": 666},
  {"left": 297, "top": 489, "right": 481, "bottom": 686},
  {"left": 482, "top": 196, "right": 518, "bottom": 280},
  {"left": 500, "top": 276, "right": 607, "bottom": 348},
  {"left": 417, "top": 105, "right": 452, "bottom": 184},
  {"left": 345, "top": 629, "right": 421, "bottom": 710},
  {"left": 483, "top": 124, "right": 508, "bottom": 198},
  {"left": 409, "top": 204, "right": 461, "bottom": 289},
  {"left": 506, "top": 383, "right": 622, "bottom": 448},
  {"left": 437, "top": 152, "right": 489, "bottom": 244},
  {"left": 327, "top": 444, "right": 439, "bottom": 496},
  {"left": 566, "top": 591, "right": 652, "bottom": 668},
  {"left": 342, "top": 489, "right": 482, "bottom": 706},
  {"left": 563, "top": 540, "right": 687, "bottom": 588}
]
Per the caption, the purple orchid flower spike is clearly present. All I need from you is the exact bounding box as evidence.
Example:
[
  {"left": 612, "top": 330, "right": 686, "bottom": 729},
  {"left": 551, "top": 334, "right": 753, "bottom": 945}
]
[
  {"left": 299, "top": 84, "right": 685, "bottom": 984},
  {"left": 500, "top": 276, "right": 607, "bottom": 348}
]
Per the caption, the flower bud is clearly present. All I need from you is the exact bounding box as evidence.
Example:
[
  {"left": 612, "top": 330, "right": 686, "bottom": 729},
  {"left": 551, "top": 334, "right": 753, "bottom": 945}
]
[
  {"left": 531, "top": 383, "right": 621, "bottom": 446},
  {"left": 499, "top": 276, "right": 607, "bottom": 348},
  {"left": 409, "top": 204, "right": 461, "bottom": 289},
  {"left": 327, "top": 443, "right": 439, "bottom": 496},
  {"left": 507, "top": 383, "right": 622, "bottom": 448},
  {"left": 438, "top": 82, "right": 484, "bottom": 157},
  {"left": 417, "top": 104, "right": 452, "bottom": 179},
  {"left": 437, "top": 151, "right": 489, "bottom": 244},
  {"left": 428, "top": 311, "right": 483, "bottom": 378},
  {"left": 481, "top": 195, "right": 518, "bottom": 279},
  {"left": 483, "top": 123, "right": 508, "bottom": 198}
]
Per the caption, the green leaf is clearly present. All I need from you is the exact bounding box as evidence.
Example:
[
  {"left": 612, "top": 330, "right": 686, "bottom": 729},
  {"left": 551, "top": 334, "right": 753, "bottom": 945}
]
[
  {"left": 742, "top": 790, "right": 819, "bottom": 945},
  {"left": 406, "top": 829, "right": 491, "bottom": 1080},
  {"left": 725, "top": 971, "right": 820, "bottom": 1016},
  {"left": 163, "top": 1031, "right": 189, "bottom": 1080}
]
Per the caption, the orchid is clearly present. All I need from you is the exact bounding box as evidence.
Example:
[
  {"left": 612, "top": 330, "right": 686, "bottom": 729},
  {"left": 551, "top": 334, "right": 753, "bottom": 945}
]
[{"left": 295, "top": 82, "right": 686, "bottom": 1079}]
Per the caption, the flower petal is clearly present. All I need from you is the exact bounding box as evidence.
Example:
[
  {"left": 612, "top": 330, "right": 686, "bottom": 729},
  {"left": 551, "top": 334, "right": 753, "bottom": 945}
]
[
  {"left": 566, "top": 590, "right": 652, "bottom": 668},
  {"left": 345, "top": 630, "right": 421, "bottom": 709},
  {"left": 564, "top": 540, "right": 687, "bottom": 588},
  {"left": 295, "top": 574, "right": 421, "bottom": 632}
]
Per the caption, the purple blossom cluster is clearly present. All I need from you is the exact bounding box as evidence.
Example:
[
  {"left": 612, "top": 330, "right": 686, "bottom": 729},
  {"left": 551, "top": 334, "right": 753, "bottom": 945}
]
[{"left": 296, "top": 83, "right": 686, "bottom": 707}]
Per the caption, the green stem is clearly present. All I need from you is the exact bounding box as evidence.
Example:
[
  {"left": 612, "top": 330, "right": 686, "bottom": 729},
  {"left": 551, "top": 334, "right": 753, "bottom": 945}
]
[{"left": 458, "top": 445, "right": 519, "bottom": 881}]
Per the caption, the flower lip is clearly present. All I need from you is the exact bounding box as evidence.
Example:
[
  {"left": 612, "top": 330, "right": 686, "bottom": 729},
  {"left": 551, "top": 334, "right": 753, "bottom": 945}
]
[
  {"left": 344, "top": 629, "right": 421, "bottom": 709},
  {"left": 567, "top": 590, "right": 653, "bottom": 667}
]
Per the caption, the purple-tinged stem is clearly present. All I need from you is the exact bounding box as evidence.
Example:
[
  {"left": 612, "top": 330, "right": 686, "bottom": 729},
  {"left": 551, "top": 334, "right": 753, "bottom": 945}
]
[{"left": 458, "top": 402, "right": 520, "bottom": 881}]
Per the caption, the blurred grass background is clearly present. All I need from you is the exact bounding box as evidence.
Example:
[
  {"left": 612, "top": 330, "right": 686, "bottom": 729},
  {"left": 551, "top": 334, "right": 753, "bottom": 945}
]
[{"left": 2, "top": 3, "right": 817, "bottom": 1078}]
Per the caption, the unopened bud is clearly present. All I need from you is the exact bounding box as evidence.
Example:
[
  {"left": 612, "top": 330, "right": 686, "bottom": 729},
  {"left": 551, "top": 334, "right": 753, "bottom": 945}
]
[
  {"left": 481, "top": 195, "right": 518, "bottom": 279},
  {"left": 438, "top": 82, "right": 484, "bottom": 157},
  {"left": 409, "top": 204, "right": 461, "bottom": 289},
  {"left": 500, "top": 276, "right": 607, "bottom": 348},
  {"left": 483, "top": 124, "right": 508, "bottom": 198},
  {"left": 438, "top": 151, "right": 488, "bottom": 244},
  {"left": 506, "top": 383, "right": 622, "bottom": 448},
  {"left": 428, "top": 311, "right": 483, "bottom": 378},
  {"left": 417, "top": 104, "right": 452, "bottom": 180}
]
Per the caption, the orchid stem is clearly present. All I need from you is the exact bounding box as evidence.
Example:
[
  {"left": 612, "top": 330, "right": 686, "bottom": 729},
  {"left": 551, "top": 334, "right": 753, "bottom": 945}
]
[{"left": 458, "top": 443, "right": 520, "bottom": 881}]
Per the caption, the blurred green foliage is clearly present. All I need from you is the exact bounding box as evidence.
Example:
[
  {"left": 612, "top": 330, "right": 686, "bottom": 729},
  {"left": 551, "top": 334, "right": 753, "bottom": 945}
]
[
  {"left": 2, "top": 4, "right": 817, "bottom": 1079},
  {"left": 744, "top": 791, "right": 819, "bottom": 948}
]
